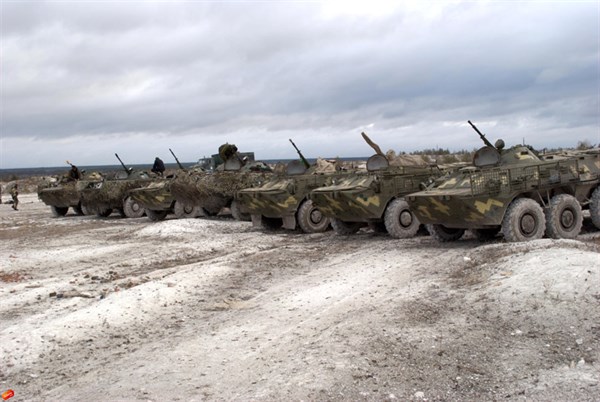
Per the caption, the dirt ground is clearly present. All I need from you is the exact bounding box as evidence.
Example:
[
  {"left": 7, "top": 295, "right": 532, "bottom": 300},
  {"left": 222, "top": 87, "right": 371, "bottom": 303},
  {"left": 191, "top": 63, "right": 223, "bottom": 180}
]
[{"left": 1, "top": 193, "right": 599, "bottom": 401}]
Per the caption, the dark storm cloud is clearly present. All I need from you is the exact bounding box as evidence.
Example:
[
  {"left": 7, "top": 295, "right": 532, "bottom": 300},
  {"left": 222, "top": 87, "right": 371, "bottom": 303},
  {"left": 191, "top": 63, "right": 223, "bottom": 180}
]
[{"left": 1, "top": 1, "right": 598, "bottom": 167}]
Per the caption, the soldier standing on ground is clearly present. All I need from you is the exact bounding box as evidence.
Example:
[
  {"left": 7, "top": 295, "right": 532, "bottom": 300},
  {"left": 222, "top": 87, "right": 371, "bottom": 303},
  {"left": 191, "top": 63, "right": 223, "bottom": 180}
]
[
  {"left": 152, "top": 157, "right": 165, "bottom": 176},
  {"left": 10, "top": 184, "right": 19, "bottom": 210}
]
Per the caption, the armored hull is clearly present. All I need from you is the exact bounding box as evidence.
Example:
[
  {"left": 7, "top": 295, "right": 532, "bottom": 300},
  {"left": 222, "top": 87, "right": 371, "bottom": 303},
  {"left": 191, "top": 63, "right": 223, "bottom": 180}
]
[
  {"left": 310, "top": 156, "right": 442, "bottom": 238},
  {"left": 237, "top": 167, "right": 347, "bottom": 232},
  {"left": 407, "top": 146, "right": 600, "bottom": 242},
  {"left": 37, "top": 172, "right": 104, "bottom": 217},
  {"left": 80, "top": 170, "right": 153, "bottom": 218},
  {"left": 170, "top": 162, "right": 272, "bottom": 217},
  {"left": 128, "top": 180, "right": 174, "bottom": 211}
]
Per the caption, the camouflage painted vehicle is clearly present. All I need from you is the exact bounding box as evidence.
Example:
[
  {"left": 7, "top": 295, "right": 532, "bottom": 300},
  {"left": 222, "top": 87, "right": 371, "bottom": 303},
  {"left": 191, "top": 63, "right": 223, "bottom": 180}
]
[
  {"left": 37, "top": 164, "right": 104, "bottom": 217},
  {"left": 310, "top": 133, "right": 445, "bottom": 238},
  {"left": 236, "top": 140, "right": 350, "bottom": 233},
  {"left": 127, "top": 149, "right": 204, "bottom": 221},
  {"left": 169, "top": 144, "right": 273, "bottom": 219},
  {"left": 406, "top": 121, "right": 600, "bottom": 242},
  {"left": 79, "top": 154, "right": 155, "bottom": 218}
]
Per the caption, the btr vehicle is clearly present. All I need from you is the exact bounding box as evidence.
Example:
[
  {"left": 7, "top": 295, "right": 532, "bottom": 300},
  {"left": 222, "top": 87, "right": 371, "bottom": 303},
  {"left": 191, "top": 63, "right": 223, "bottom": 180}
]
[
  {"left": 79, "top": 154, "right": 155, "bottom": 218},
  {"left": 127, "top": 149, "right": 203, "bottom": 221},
  {"left": 406, "top": 121, "right": 600, "bottom": 242},
  {"left": 37, "top": 162, "right": 104, "bottom": 217},
  {"left": 236, "top": 139, "right": 349, "bottom": 233},
  {"left": 169, "top": 144, "right": 272, "bottom": 219},
  {"left": 310, "top": 133, "right": 446, "bottom": 238}
]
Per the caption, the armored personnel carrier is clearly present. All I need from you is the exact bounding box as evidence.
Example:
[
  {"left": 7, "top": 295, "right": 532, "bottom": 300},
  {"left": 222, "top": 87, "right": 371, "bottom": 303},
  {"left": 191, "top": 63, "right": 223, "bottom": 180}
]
[
  {"left": 127, "top": 149, "right": 203, "bottom": 221},
  {"left": 310, "top": 133, "right": 445, "bottom": 238},
  {"left": 236, "top": 140, "right": 350, "bottom": 233},
  {"left": 37, "top": 162, "right": 104, "bottom": 217},
  {"left": 169, "top": 144, "right": 272, "bottom": 219},
  {"left": 79, "top": 154, "right": 155, "bottom": 218},
  {"left": 406, "top": 121, "right": 600, "bottom": 242}
]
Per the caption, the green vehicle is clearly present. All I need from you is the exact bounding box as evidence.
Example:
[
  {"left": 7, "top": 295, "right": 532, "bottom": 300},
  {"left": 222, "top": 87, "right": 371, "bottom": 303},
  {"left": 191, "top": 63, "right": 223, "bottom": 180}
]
[
  {"left": 127, "top": 149, "right": 203, "bottom": 221},
  {"left": 406, "top": 121, "right": 600, "bottom": 242},
  {"left": 37, "top": 165, "right": 104, "bottom": 217},
  {"left": 310, "top": 133, "right": 444, "bottom": 238},
  {"left": 79, "top": 154, "right": 155, "bottom": 218},
  {"left": 169, "top": 144, "right": 272, "bottom": 219},
  {"left": 236, "top": 139, "right": 349, "bottom": 233}
]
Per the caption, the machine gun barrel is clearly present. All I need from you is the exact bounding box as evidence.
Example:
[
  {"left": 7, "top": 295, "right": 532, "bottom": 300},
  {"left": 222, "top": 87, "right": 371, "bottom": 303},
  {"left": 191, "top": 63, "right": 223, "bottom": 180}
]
[
  {"left": 169, "top": 148, "right": 186, "bottom": 170},
  {"left": 114, "top": 153, "right": 130, "bottom": 173},
  {"left": 468, "top": 120, "right": 494, "bottom": 148},
  {"left": 289, "top": 139, "right": 310, "bottom": 169}
]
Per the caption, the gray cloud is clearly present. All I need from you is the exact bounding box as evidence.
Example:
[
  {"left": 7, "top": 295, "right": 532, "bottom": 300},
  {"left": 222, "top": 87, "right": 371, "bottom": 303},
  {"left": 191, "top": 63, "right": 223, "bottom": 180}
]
[{"left": 1, "top": 1, "right": 598, "bottom": 168}]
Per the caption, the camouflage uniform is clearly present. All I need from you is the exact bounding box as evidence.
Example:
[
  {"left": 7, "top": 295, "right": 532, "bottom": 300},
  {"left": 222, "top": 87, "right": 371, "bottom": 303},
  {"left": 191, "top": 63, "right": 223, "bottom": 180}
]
[
  {"left": 10, "top": 185, "right": 18, "bottom": 210},
  {"left": 68, "top": 165, "right": 82, "bottom": 181}
]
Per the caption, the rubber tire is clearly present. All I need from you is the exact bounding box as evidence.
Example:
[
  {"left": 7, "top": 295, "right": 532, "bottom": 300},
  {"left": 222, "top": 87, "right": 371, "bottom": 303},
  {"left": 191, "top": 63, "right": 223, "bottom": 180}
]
[
  {"left": 384, "top": 198, "right": 421, "bottom": 239},
  {"left": 230, "top": 200, "right": 251, "bottom": 221},
  {"left": 51, "top": 205, "right": 68, "bottom": 217},
  {"left": 297, "top": 199, "right": 330, "bottom": 233},
  {"left": 174, "top": 201, "right": 200, "bottom": 219},
  {"left": 472, "top": 227, "right": 501, "bottom": 242},
  {"left": 427, "top": 224, "right": 465, "bottom": 242},
  {"left": 146, "top": 209, "right": 168, "bottom": 221},
  {"left": 123, "top": 196, "right": 145, "bottom": 218},
  {"left": 590, "top": 187, "right": 600, "bottom": 230},
  {"left": 331, "top": 218, "right": 363, "bottom": 235},
  {"left": 261, "top": 216, "right": 283, "bottom": 230},
  {"left": 544, "top": 194, "right": 583, "bottom": 239},
  {"left": 501, "top": 198, "right": 545, "bottom": 242},
  {"left": 97, "top": 208, "right": 113, "bottom": 218},
  {"left": 81, "top": 204, "right": 92, "bottom": 216}
]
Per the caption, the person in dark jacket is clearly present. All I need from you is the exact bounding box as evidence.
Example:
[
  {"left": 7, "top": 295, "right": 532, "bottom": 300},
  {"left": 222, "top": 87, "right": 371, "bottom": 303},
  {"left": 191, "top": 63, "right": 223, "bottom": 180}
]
[{"left": 152, "top": 157, "right": 165, "bottom": 176}]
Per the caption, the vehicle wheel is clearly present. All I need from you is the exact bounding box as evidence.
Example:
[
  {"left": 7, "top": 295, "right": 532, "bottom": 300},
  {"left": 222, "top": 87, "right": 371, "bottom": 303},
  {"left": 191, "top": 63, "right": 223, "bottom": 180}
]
[
  {"left": 297, "top": 199, "right": 330, "bottom": 233},
  {"left": 174, "top": 201, "right": 200, "bottom": 219},
  {"left": 51, "top": 205, "right": 68, "bottom": 217},
  {"left": 146, "top": 209, "right": 168, "bottom": 221},
  {"left": 367, "top": 221, "right": 387, "bottom": 234},
  {"left": 331, "top": 218, "right": 363, "bottom": 235},
  {"left": 96, "top": 208, "right": 113, "bottom": 217},
  {"left": 384, "top": 198, "right": 420, "bottom": 239},
  {"left": 229, "top": 200, "right": 251, "bottom": 221},
  {"left": 73, "top": 203, "right": 84, "bottom": 216},
  {"left": 472, "top": 227, "right": 501, "bottom": 242},
  {"left": 501, "top": 198, "right": 545, "bottom": 242},
  {"left": 590, "top": 187, "right": 600, "bottom": 229},
  {"left": 261, "top": 216, "right": 283, "bottom": 230},
  {"left": 81, "top": 204, "right": 91, "bottom": 216},
  {"left": 426, "top": 224, "right": 465, "bottom": 242},
  {"left": 545, "top": 194, "right": 583, "bottom": 239},
  {"left": 123, "top": 196, "right": 145, "bottom": 218}
]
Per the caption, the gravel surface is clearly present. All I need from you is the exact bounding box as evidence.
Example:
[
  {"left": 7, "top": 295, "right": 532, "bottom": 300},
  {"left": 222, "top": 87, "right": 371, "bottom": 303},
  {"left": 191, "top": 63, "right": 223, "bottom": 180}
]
[{"left": 1, "top": 194, "right": 599, "bottom": 401}]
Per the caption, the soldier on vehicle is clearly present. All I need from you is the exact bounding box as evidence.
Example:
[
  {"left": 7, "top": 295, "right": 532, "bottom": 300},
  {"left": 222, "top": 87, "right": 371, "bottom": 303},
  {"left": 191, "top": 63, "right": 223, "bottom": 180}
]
[
  {"left": 10, "top": 184, "right": 19, "bottom": 210},
  {"left": 152, "top": 157, "right": 166, "bottom": 176},
  {"left": 68, "top": 164, "right": 82, "bottom": 181}
]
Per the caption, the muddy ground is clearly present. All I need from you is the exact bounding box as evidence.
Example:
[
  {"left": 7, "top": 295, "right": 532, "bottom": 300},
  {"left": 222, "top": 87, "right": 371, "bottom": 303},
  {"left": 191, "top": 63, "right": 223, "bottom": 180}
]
[{"left": 1, "top": 194, "right": 599, "bottom": 401}]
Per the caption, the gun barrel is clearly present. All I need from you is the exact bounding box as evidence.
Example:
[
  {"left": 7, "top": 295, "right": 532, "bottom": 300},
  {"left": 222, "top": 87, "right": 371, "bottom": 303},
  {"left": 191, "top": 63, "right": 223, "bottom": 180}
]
[
  {"left": 114, "top": 153, "right": 129, "bottom": 173},
  {"left": 289, "top": 139, "right": 310, "bottom": 169},
  {"left": 468, "top": 120, "right": 494, "bottom": 148},
  {"left": 169, "top": 148, "right": 185, "bottom": 170}
]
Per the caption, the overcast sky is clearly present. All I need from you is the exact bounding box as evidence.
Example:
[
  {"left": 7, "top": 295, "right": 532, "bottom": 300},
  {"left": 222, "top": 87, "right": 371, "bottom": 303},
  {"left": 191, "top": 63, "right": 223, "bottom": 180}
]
[{"left": 1, "top": 0, "right": 598, "bottom": 168}]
